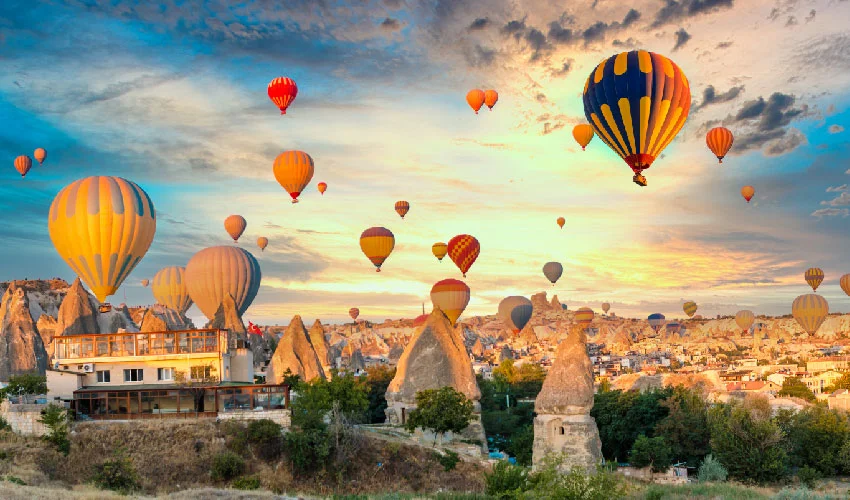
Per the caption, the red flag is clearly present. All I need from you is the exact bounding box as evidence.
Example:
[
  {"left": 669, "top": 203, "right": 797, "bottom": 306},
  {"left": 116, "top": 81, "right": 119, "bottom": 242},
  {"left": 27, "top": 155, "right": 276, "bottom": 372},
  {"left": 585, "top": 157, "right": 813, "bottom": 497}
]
[{"left": 247, "top": 321, "right": 263, "bottom": 336}]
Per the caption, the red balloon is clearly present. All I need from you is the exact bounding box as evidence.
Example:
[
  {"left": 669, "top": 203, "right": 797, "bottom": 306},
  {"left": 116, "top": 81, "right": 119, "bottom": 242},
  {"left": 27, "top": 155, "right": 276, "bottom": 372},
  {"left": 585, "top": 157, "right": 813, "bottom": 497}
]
[{"left": 268, "top": 77, "right": 298, "bottom": 115}]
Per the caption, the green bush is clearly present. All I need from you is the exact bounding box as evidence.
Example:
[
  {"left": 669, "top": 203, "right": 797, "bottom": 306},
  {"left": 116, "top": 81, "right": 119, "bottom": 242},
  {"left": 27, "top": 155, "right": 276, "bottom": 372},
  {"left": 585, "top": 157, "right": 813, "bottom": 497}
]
[
  {"left": 38, "top": 404, "right": 70, "bottom": 455},
  {"left": 220, "top": 421, "right": 249, "bottom": 455},
  {"left": 5, "top": 476, "right": 25, "bottom": 485},
  {"left": 433, "top": 449, "right": 460, "bottom": 471},
  {"left": 772, "top": 486, "right": 840, "bottom": 499},
  {"left": 643, "top": 485, "right": 664, "bottom": 500},
  {"left": 797, "top": 466, "right": 821, "bottom": 489},
  {"left": 211, "top": 451, "right": 245, "bottom": 481},
  {"left": 246, "top": 419, "right": 282, "bottom": 460},
  {"left": 485, "top": 460, "right": 529, "bottom": 498},
  {"left": 0, "top": 416, "right": 10, "bottom": 431},
  {"left": 528, "top": 454, "right": 627, "bottom": 500},
  {"left": 697, "top": 454, "right": 728, "bottom": 482},
  {"left": 91, "top": 450, "right": 140, "bottom": 494},
  {"left": 232, "top": 476, "right": 261, "bottom": 490},
  {"left": 284, "top": 428, "right": 331, "bottom": 474},
  {"left": 629, "top": 435, "right": 672, "bottom": 473}
]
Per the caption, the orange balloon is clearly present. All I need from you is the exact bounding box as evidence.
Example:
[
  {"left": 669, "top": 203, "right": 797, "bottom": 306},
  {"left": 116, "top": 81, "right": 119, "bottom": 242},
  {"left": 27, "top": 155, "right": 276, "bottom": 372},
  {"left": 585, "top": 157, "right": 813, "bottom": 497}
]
[
  {"left": 317, "top": 182, "right": 327, "bottom": 195},
  {"left": 224, "top": 215, "right": 247, "bottom": 242},
  {"left": 706, "top": 127, "right": 734, "bottom": 163},
  {"left": 432, "top": 242, "right": 448, "bottom": 262},
  {"left": 395, "top": 200, "right": 410, "bottom": 219},
  {"left": 273, "top": 150, "right": 315, "bottom": 203},
  {"left": 741, "top": 185, "right": 754, "bottom": 203},
  {"left": 557, "top": 217, "right": 565, "bottom": 229},
  {"left": 484, "top": 90, "right": 498, "bottom": 110},
  {"left": 13, "top": 155, "right": 32, "bottom": 177},
  {"left": 430, "top": 278, "right": 470, "bottom": 326},
  {"left": 572, "top": 124, "right": 594, "bottom": 151},
  {"left": 466, "top": 89, "right": 485, "bottom": 114}
]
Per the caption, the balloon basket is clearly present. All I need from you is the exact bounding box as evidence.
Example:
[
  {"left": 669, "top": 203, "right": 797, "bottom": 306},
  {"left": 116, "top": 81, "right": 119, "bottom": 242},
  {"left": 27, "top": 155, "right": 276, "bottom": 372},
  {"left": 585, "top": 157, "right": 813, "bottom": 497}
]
[{"left": 633, "top": 173, "right": 647, "bottom": 187}]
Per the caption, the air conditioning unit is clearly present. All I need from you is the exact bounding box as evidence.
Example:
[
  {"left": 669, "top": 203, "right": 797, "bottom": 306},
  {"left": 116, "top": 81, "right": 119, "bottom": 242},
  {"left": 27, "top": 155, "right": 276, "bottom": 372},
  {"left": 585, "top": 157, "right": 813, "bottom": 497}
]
[
  {"left": 53, "top": 361, "right": 60, "bottom": 370},
  {"left": 82, "top": 363, "right": 95, "bottom": 373}
]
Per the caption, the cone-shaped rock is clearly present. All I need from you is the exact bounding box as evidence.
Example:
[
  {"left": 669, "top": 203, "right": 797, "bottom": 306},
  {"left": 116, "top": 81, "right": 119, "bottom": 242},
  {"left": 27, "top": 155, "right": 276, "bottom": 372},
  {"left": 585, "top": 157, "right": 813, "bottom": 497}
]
[
  {"left": 56, "top": 278, "right": 99, "bottom": 336},
  {"left": 533, "top": 325, "right": 602, "bottom": 471},
  {"left": 99, "top": 304, "right": 139, "bottom": 333},
  {"left": 139, "top": 308, "right": 168, "bottom": 332},
  {"left": 471, "top": 338, "right": 484, "bottom": 357},
  {"left": 309, "top": 319, "right": 332, "bottom": 373},
  {"left": 267, "top": 315, "right": 326, "bottom": 383},
  {"left": 349, "top": 348, "right": 366, "bottom": 371},
  {"left": 551, "top": 295, "right": 562, "bottom": 310},
  {"left": 36, "top": 314, "right": 58, "bottom": 362},
  {"left": 0, "top": 284, "right": 48, "bottom": 380}
]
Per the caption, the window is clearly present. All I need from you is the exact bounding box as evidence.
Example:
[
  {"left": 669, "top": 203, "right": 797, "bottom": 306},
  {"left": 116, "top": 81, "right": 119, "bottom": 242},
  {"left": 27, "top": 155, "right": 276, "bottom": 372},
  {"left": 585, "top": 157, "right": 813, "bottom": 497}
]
[
  {"left": 96, "top": 370, "right": 110, "bottom": 383},
  {"left": 157, "top": 367, "right": 174, "bottom": 381},
  {"left": 123, "top": 369, "right": 143, "bottom": 382},
  {"left": 190, "top": 365, "right": 212, "bottom": 380}
]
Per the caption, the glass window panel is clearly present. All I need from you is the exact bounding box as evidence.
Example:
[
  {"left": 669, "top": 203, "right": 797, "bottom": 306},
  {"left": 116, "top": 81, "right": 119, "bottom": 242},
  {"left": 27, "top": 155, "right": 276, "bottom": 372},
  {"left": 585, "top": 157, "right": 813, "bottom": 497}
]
[
  {"left": 163, "top": 333, "right": 176, "bottom": 354},
  {"left": 96, "top": 337, "right": 109, "bottom": 356}
]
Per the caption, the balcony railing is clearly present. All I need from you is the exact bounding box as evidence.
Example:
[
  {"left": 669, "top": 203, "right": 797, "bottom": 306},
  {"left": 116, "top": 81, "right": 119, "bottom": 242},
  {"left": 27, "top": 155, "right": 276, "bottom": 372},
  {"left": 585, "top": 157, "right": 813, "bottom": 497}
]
[{"left": 55, "top": 329, "right": 226, "bottom": 360}]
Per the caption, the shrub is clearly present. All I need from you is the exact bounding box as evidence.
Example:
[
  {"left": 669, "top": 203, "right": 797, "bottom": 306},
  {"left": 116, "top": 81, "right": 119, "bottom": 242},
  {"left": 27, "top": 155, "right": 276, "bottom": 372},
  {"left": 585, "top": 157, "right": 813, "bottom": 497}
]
[
  {"left": 38, "top": 404, "right": 70, "bottom": 455},
  {"left": 433, "top": 449, "right": 460, "bottom": 471},
  {"left": 211, "top": 451, "right": 245, "bottom": 481},
  {"left": 91, "top": 450, "right": 140, "bottom": 494},
  {"left": 772, "top": 486, "right": 839, "bottom": 500},
  {"left": 698, "top": 454, "right": 728, "bottom": 482},
  {"left": 284, "top": 428, "right": 331, "bottom": 474},
  {"left": 246, "top": 419, "right": 282, "bottom": 460},
  {"left": 528, "top": 454, "right": 627, "bottom": 499},
  {"left": 220, "top": 421, "right": 249, "bottom": 455},
  {"left": 0, "top": 416, "right": 9, "bottom": 431},
  {"left": 404, "top": 387, "right": 474, "bottom": 445},
  {"left": 5, "top": 476, "right": 25, "bottom": 485},
  {"left": 629, "top": 435, "right": 672, "bottom": 473},
  {"left": 232, "top": 476, "right": 261, "bottom": 490},
  {"left": 797, "top": 466, "right": 821, "bottom": 489},
  {"left": 485, "top": 460, "right": 529, "bottom": 498}
]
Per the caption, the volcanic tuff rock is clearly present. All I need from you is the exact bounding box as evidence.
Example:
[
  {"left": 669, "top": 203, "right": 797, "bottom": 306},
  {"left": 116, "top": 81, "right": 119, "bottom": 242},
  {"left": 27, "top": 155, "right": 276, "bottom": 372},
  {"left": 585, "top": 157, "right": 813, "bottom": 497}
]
[
  {"left": 551, "top": 295, "right": 562, "bottom": 310},
  {"left": 530, "top": 291, "right": 552, "bottom": 312},
  {"left": 56, "top": 278, "right": 99, "bottom": 336},
  {"left": 0, "top": 284, "right": 48, "bottom": 380},
  {"left": 266, "top": 315, "right": 326, "bottom": 383},
  {"left": 309, "top": 319, "right": 332, "bottom": 372},
  {"left": 36, "top": 314, "right": 57, "bottom": 361},
  {"left": 98, "top": 304, "right": 139, "bottom": 334}
]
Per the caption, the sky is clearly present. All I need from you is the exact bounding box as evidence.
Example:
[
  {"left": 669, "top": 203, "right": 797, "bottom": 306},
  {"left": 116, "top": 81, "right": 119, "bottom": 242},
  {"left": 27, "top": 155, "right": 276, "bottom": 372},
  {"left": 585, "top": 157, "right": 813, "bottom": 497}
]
[{"left": 2, "top": 0, "right": 850, "bottom": 326}]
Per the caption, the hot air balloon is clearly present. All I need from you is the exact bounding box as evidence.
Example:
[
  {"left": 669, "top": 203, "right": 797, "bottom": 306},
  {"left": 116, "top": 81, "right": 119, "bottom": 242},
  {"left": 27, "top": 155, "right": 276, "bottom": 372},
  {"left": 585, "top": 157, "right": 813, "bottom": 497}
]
[
  {"left": 572, "top": 124, "right": 594, "bottom": 151},
  {"left": 557, "top": 217, "right": 565, "bottom": 229},
  {"left": 706, "top": 127, "right": 733, "bottom": 163},
  {"left": 683, "top": 301, "right": 697, "bottom": 318},
  {"left": 447, "top": 234, "right": 480, "bottom": 278},
  {"left": 430, "top": 278, "right": 470, "bottom": 326},
  {"left": 583, "top": 51, "right": 691, "bottom": 186},
  {"left": 141, "top": 279, "right": 150, "bottom": 287},
  {"left": 648, "top": 313, "right": 666, "bottom": 333},
  {"left": 666, "top": 322, "right": 681, "bottom": 335},
  {"left": 735, "top": 310, "right": 754, "bottom": 333},
  {"left": 792, "top": 294, "right": 829, "bottom": 336},
  {"left": 184, "top": 246, "right": 261, "bottom": 320},
  {"left": 14, "top": 155, "right": 32, "bottom": 177},
  {"left": 805, "top": 267, "right": 824, "bottom": 292},
  {"left": 349, "top": 308, "right": 360, "bottom": 321},
  {"left": 273, "top": 150, "right": 315, "bottom": 203},
  {"left": 432, "top": 242, "right": 448, "bottom": 262},
  {"left": 317, "top": 182, "right": 327, "bottom": 195},
  {"left": 395, "top": 201, "right": 410, "bottom": 219},
  {"left": 575, "top": 307, "right": 594, "bottom": 326},
  {"left": 467, "top": 89, "right": 485, "bottom": 114},
  {"left": 257, "top": 237, "right": 269, "bottom": 251},
  {"left": 543, "top": 262, "right": 563, "bottom": 285},
  {"left": 602, "top": 302, "right": 611, "bottom": 314},
  {"left": 498, "top": 296, "right": 533, "bottom": 334},
  {"left": 48, "top": 176, "right": 157, "bottom": 303},
  {"left": 224, "top": 215, "right": 247, "bottom": 242},
  {"left": 34, "top": 148, "right": 46, "bottom": 165},
  {"left": 741, "top": 186, "right": 754, "bottom": 203},
  {"left": 484, "top": 89, "right": 498, "bottom": 110},
  {"left": 840, "top": 274, "right": 850, "bottom": 296},
  {"left": 268, "top": 77, "right": 298, "bottom": 115},
  {"left": 360, "top": 227, "right": 395, "bottom": 272},
  {"left": 152, "top": 266, "right": 193, "bottom": 314}
]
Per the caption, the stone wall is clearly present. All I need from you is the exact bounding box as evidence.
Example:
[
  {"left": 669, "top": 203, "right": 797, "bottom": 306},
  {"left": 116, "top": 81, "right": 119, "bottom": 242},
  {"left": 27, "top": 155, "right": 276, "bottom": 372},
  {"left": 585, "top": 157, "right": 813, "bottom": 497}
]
[
  {"left": 216, "top": 409, "right": 291, "bottom": 428},
  {"left": 0, "top": 400, "right": 50, "bottom": 436},
  {"left": 532, "top": 413, "right": 603, "bottom": 472}
]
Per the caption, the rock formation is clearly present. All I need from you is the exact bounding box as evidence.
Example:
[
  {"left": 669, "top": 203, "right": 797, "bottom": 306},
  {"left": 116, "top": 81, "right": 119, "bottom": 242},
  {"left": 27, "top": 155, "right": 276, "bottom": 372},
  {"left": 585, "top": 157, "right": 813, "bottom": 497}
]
[
  {"left": 533, "top": 325, "right": 603, "bottom": 471},
  {"left": 55, "top": 278, "right": 99, "bottom": 336},
  {"left": 266, "top": 315, "right": 326, "bottom": 383},
  {"left": 0, "top": 284, "right": 48, "bottom": 380},
  {"left": 36, "top": 314, "right": 58, "bottom": 361},
  {"left": 471, "top": 338, "right": 485, "bottom": 358},
  {"left": 309, "top": 319, "right": 333, "bottom": 373},
  {"left": 99, "top": 304, "right": 139, "bottom": 333},
  {"left": 349, "top": 348, "right": 366, "bottom": 371},
  {"left": 385, "top": 307, "right": 486, "bottom": 454},
  {"left": 531, "top": 291, "right": 552, "bottom": 312},
  {"left": 551, "top": 295, "right": 562, "bottom": 310}
]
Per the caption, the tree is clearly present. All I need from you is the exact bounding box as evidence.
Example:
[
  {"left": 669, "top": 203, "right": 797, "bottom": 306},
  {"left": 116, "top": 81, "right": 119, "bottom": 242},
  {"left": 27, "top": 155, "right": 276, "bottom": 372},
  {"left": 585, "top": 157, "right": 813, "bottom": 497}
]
[
  {"left": 591, "top": 387, "right": 673, "bottom": 462},
  {"left": 4, "top": 373, "right": 47, "bottom": 404},
  {"left": 290, "top": 372, "right": 369, "bottom": 430},
  {"left": 174, "top": 363, "right": 218, "bottom": 413},
  {"left": 404, "top": 386, "right": 474, "bottom": 445},
  {"left": 39, "top": 403, "right": 70, "bottom": 454},
  {"left": 629, "top": 435, "right": 672, "bottom": 473},
  {"left": 783, "top": 405, "right": 850, "bottom": 475},
  {"left": 778, "top": 377, "right": 816, "bottom": 402},
  {"left": 363, "top": 365, "right": 396, "bottom": 423},
  {"left": 654, "top": 386, "right": 710, "bottom": 467},
  {"left": 826, "top": 372, "right": 850, "bottom": 393}
]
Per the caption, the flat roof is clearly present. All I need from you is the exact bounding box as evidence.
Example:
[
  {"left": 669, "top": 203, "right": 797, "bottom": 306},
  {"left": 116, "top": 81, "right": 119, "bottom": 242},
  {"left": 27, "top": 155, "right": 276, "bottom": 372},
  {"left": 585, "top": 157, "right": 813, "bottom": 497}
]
[
  {"left": 75, "top": 382, "right": 285, "bottom": 393},
  {"left": 59, "top": 328, "right": 226, "bottom": 338}
]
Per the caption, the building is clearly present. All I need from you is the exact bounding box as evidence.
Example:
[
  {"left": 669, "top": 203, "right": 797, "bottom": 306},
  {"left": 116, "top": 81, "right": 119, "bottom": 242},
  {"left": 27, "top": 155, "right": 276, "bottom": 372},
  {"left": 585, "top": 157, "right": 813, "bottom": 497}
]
[
  {"left": 52, "top": 329, "right": 289, "bottom": 420},
  {"left": 806, "top": 356, "right": 850, "bottom": 374},
  {"left": 829, "top": 389, "right": 850, "bottom": 412},
  {"left": 802, "top": 370, "right": 844, "bottom": 396}
]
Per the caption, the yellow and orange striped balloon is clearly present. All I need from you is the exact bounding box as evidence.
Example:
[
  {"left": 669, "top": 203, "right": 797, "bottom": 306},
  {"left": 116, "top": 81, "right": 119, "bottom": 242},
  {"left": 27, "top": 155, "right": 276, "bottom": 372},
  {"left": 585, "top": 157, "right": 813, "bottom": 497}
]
[
  {"left": 447, "top": 234, "right": 480, "bottom": 278},
  {"left": 484, "top": 89, "right": 499, "bottom": 110},
  {"left": 273, "top": 150, "right": 315, "bottom": 203},
  {"left": 706, "top": 127, "right": 734, "bottom": 163},
  {"left": 466, "top": 89, "right": 485, "bottom": 114},
  {"left": 224, "top": 215, "right": 246, "bottom": 242},
  {"left": 14, "top": 155, "right": 32, "bottom": 177},
  {"left": 152, "top": 266, "right": 193, "bottom": 314},
  {"left": 683, "top": 301, "right": 697, "bottom": 318},
  {"left": 572, "top": 124, "right": 594, "bottom": 151},
  {"left": 432, "top": 242, "right": 448, "bottom": 262},
  {"left": 395, "top": 200, "right": 410, "bottom": 219},
  {"left": 360, "top": 227, "right": 395, "bottom": 272},
  {"left": 735, "top": 310, "right": 754, "bottom": 332},
  {"left": 574, "top": 307, "right": 594, "bottom": 326},
  {"left": 805, "top": 267, "right": 824, "bottom": 291},
  {"left": 430, "top": 278, "right": 470, "bottom": 326},
  {"left": 48, "top": 176, "right": 157, "bottom": 302},
  {"left": 841, "top": 274, "right": 850, "bottom": 296},
  {"left": 792, "top": 293, "right": 828, "bottom": 336},
  {"left": 257, "top": 237, "right": 268, "bottom": 251}
]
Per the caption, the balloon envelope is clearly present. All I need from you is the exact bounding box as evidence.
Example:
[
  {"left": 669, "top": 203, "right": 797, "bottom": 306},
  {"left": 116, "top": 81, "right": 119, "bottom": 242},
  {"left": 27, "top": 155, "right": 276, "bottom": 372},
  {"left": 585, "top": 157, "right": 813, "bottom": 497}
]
[
  {"left": 432, "top": 242, "right": 448, "bottom": 262},
  {"left": 430, "top": 278, "right": 470, "bottom": 326},
  {"left": 557, "top": 217, "right": 565, "bottom": 229},
  {"left": 484, "top": 89, "right": 498, "bottom": 110},
  {"left": 394, "top": 201, "right": 410, "bottom": 219},
  {"left": 317, "top": 182, "right": 327, "bottom": 195},
  {"left": 542, "top": 262, "right": 563, "bottom": 284},
  {"left": 683, "top": 301, "right": 697, "bottom": 318},
  {"left": 841, "top": 274, "right": 850, "bottom": 297},
  {"left": 184, "top": 246, "right": 262, "bottom": 320},
  {"left": 602, "top": 302, "right": 610, "bottom": 314},
  {"left": 735, "top": 310, "right": 755, "bottom": 332},
  {"left": 141, "top": 279, "right": 150, "bottom": 287},
  {"left": 48, "top": 176, "right": 156, "bottom": 302},
  {"left": 447, "top": 234, "right": 480, "bottom": 278},
  {"left": 273, "top": 150, "right": 314, "bottom": 203},
  {"left": 268, "top": 77, "right": 298, "bottom": 115},
  {"left": 14, "top": 155, "right": 32, "bottom": 177},
  {"left": 741, "top": 185, "right": 755, "bottom": 203},
  {"left": 34, "top": 148, "right": 46, "bottom": 165},
  {"left": 572, "top": 124, "right": 594, "bottom": 151},
  {"left": 152, "top": 266, "right": 193, "bottom": 314},
  {"left": 706, "top": 127, "right": 734, "bottom": 163},
  {"left": 349, "top": 307, "right": 360, "bottom": 321},
  {"left": 498, "top": 296, "right": 533, "bottom": 333},
  {"left": 792, "top": 294, "right": 828, "bottom": 336},
  {"left": 360, "top": 227, "right": 395, "bottom": 272},
  {"left": 257, "top": 237, "right": 269, "bottom": 251},
  {"left": 805, "top": 267, "right": 824, "bottom": 291},
  {"left": 467, "top": 89, "right": 485, "bottom": 114},
  {"left": 648, "top": 313, "right": 666, "bottom": 332},
  {"left": 224, "top": 215, "right": 247, "bottom": 242},
  {"left": 575, "top": 307, "right": 594, "bottom": 326}
]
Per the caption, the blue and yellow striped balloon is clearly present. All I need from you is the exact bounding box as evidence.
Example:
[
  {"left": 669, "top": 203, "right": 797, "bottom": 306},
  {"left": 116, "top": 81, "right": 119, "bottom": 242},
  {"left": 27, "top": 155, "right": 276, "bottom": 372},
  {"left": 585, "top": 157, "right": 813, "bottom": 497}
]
[
  {"left": 583, "top": 50, "right": 691, "bottom": 183},
  {"left": 48, "top": 176, "right": 156, "bottom": 302}
]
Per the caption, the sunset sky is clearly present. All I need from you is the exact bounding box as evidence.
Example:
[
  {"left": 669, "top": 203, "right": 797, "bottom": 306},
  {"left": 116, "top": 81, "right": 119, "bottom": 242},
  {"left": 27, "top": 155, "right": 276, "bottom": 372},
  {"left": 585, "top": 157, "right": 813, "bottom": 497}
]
[{"left": 2, "top": 0, "right": 850, "bottom": 325}]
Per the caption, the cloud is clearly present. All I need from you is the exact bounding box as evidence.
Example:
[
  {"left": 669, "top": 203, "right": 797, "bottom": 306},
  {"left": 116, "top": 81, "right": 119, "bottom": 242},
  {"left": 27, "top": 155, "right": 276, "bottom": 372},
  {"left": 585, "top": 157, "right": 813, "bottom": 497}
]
[
  {"left": 542, "top": 121, "right": 565, "bottom": 135},
  {"left": 827, "top": 184, "right": 848, "bottom": 192},
  {"left": 502, "top": 19, "right": 527, "bottom": 37},
  {"left": 548, "top": 60, "right": 573, "bottom": 77},
  {"left": 613, "top": 38, "right": 639, "bottom": 49},
  {"left": 468, "top": 18, "right": 489, "bottom": 31},
  {"left": 829, "top": 125, "right": 845, "bottom": 134},
  {"left": 379, "top": 17, "right": 402, "bottom": 31},
  {"left": 821, "top": 192, "right": 850, "bottom": 207},
  {"left": 716, "top": 41, "right": 733, "bottom": 49},
  {"left": 697, "top": 85, "right": 744, "bottom": 109},
  {"left": 264, "top": 222, "right": 283, "bottom": 229},
  {"left": 706, "top": 92, "right": 808, "bottom": 155},
  {"left": 653, "top": 0, "right": 735, "bottom": 28},
  {"left": 811, "top": 208, "right": 849, "bottom": 218},
  {"left": 796, "top": 34, "right": 850, "bottom": 72},
  {"left": 673, "top": 28, "right": 692, "bottom": 51},
  {"left": 806, "top": 10, "right": 816, "bottom": 22},
  {"left": 463, "top": 44, "right": 497, "bottom": 67}
]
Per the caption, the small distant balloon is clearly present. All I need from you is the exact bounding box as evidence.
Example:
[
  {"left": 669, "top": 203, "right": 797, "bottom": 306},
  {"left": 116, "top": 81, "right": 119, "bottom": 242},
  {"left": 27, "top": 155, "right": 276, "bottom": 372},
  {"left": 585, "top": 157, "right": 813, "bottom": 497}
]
[
  {"left": 706, "top": 127, "right": 734, "bottom": 163},
  {"left": 360, "top": 227, "right": 395, "bottom": 272},
  {"left": 224, "top": 215, "right": 247, "bottom": 242},
  {"left": 395, "top": 201, "right": 410, "bottom": 219},
  {"left": 602, "top": 302, "right": 610, "bottom": 314},
  {"left": 257, "top": 237, "right": 269, "bottom": 252},
  {"left": 841, "top": 274, "right": 850, "bottom": 297},
  {"left": 432, "top": 242, "right": 448, "bottom": 262},
  {"left": 648, "top": 313, "right": 666, "bottom": 333},
  {"left": 741, "top": 186, "right": 754, "bottom": 203},
  {"left": 484, "top": 89, "right": 498, "bottom": 110},
  {"left": 430, "top": 278, "right": 470, "bottom": 326},
  {"left": 542, "top": 262, "right": 563, "bottom": 285},
  {"left": 13, "top": 155, "right": 32, "bottom": 177},
  {"left": 141, "top": 279, "right": 150, "bottom": 287},
  {"left": 34, "top": 148, "right": 46, "bottom": 165},
  {"left": 268, "top": 77, "right": 298, "bottom": 115},
  {"left": 805, "top": 267, "right": 824, "bottom": 292},
  {"left": 735, "top": 310, "right": 754, "bottom": 333},
  {"left": 557, "top": 217, "right": 565, "bottom": 229},
  {"left": 447, "top": 234, "right": 480, "bottom": 278},
  {"left": 349, "top": 307, "right": 360, "bottom": 321},
  {"left": 572, "top": 124, "right": 594, "bottom": 151},
  {"left": 318, "top": 182, "right": 327, "bottom": 195},
  {"left": 466, "top": 89, "right": 485, "bottom": 114},
  {"left": 575, "top": 307, "right": 594, "bottom": 327},
  {"left": 683, "top": 301, "right": 698, "bottom": 318}
]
